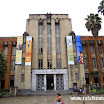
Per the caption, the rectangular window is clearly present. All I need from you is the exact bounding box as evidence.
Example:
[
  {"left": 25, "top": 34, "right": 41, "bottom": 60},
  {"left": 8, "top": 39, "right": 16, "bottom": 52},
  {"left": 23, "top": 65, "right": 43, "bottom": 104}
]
[
  {"left": 11, "top": 60, "right": 15, "bottom": 70},
  {"left": 12, "top": 46, "right": 16, "bottom": 55},
  {"left": 56, "top": 59, "right": 61, "bottom": 69},
  {"left": 92, "top": 58, "right": 96, "bottom": 68},
  {"left": 90, "top": 44, "right": 95, "bottom": 54},
  {"left": 55, "top": 23, "right": 60, "bottom": 54},
  {"left": 38, "top": 23, "right": 43, "bottom": 54},
  {"left": 47, "top": 24, "right": 52, "bottom": 54},
  {"left": 82, "top": 45, "right": 87, "bottom": 54},
  {"left": 100, "top": 58, "right": 104, "bottom": 68},
  {"left": 84, "top": 58, "right": 88, "bottom": 69},
  {"left": 48, "top": 59, "right": 52, "bottom": 69},
  {"left": 98, "top": 44, "right": 103, "bottom": 54},
  {"left": 3, "top": 46, "right": 8, "bottom": 55},
  {"left": 10, "top": 75, "right": 14, "bottom": 87},
  {"left": 22, "top": 58, "right": 25, "bottom": 68},
  {"left": 38, "top": 60, "right": 43, "bottom": 69},
  {"left": 21, "top": 74, "right": 24, "bottom": 82}
]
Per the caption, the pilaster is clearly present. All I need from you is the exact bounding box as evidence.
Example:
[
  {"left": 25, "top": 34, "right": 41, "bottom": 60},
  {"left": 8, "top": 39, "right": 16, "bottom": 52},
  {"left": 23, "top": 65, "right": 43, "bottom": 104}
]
[{"left": 4, "top": 42, "right": 12, "bottom": 89}]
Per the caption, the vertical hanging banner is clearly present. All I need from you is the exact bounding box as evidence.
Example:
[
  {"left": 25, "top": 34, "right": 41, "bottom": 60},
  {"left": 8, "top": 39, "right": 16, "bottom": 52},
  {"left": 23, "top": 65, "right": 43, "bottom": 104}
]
[
  {"left": 75, "top": 36, "right": 83, "bottom": 64},
  {"left": 15, "top": 37, "right": 23, "bottom": 64},
  {"left": 66, "top": 36, "right": 74, "bottom": 65},
  {"left": 25, "top": 36, "right": 32, "bottom": 65}
]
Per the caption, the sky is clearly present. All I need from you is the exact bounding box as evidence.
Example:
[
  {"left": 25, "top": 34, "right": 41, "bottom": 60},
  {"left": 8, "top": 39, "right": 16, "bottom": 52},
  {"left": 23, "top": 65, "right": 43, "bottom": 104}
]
[{"left": 0, "top": 0, "right": 104, "bottom": 37}]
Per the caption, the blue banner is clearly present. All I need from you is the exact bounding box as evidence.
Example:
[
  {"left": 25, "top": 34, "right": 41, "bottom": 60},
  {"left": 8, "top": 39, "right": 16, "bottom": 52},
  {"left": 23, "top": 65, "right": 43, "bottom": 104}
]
[{"left": 75, "top": 36, "right": 83, "bottom": 64}]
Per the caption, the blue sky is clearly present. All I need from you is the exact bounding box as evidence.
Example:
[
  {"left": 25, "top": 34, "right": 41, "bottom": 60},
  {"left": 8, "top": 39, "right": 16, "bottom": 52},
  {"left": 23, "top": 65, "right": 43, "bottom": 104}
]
[{"left": 0, "top": 0, "right": 103, "bottom": 37}]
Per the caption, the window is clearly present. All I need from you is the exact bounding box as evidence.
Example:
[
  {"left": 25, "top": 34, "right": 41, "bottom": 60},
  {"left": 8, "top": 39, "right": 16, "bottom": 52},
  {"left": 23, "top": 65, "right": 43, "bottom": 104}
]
[
  {"left": 48, "top": 59, "right": 52, "bottom": 69},
  {"left": 38, "top": 23, "right": 43, "bottom": 54},
  {"left": 75, "top": 73, "right": 79, "bottom": 81},
  {"left": 47, "top": 24, "right": 52, "bottom": 54},
  {"left": 56, "top": 59, "right": 61, "bottom": 69},
  {"left": 55, "top": 23, "right": 60, "bottom": 54},
  {"left": 82, "top": 45, "right": 87, "bottom": 54},
  {"left": 3, "top": 46, "right": 8, "bottom": 55},
  {"left": 100, "top": 58, "right": 104, "bottom": 68},
  {"left": 21, "top": 74, "right": 24, "bottom": 82},
  {"left": 90, "top": 44, "right": 95, "bottom": 54},
  {"left": 92, "top": 58, "right": 96, "bottom": 68},
  {"left": 103, "top": 72, "right": 104, "bottom": 80},
  {"left": 11, "top": 60, "right": 15, "bottom": 70},
  {"left": 98, "top": 44, "right": 103, "bottom": 54},
  {"left": 83, "top": 58, "right": 88, "bottom": 69},
  {"left": 38, "top": 60, "right": 43, "bottom": 69},
  {"left": 12, "top": 46, "right": 16, "bottom": 55},
  {"left": 22, "top": 58, "right": 25, "bottom": 68}
]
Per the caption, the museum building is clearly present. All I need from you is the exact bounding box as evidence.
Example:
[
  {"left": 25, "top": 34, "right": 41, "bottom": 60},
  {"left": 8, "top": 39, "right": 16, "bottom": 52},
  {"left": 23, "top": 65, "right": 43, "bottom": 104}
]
[{"left": 0, "top": 14, "right": 104, "bottom": 91}]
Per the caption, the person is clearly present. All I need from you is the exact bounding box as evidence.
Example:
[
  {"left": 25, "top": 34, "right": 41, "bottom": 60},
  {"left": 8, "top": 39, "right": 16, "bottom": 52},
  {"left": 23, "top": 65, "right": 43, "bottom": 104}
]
[
  {"left": 51, "top": 83, "right": 54, "bottom": 90},
  {"left": 56, "top": 93, "right": 61, "bottom": 104}
]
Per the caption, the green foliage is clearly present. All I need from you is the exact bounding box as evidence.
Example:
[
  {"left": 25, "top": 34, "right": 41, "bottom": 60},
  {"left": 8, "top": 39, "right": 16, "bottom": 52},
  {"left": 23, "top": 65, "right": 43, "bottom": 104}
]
[
  {"left": 90, "top": 71, "right": 99, "bottom": 77},
  {"left": 85, "top": 13, "right": 102, "bottom": 36},
  {"left": 92, "top": 88, "right": 96, "bottom": 93},
  {"left": 0, "top": 52, "right": 7, "bottom": 81},
  {"left": 96, "top": 88, "right": 104, "bottom": 93},
  {"left": 98, "top": 0, "right": 104, "bottom": 15},
  {"left": 1, "top": 91, "right": 8, "bottom": 95}
]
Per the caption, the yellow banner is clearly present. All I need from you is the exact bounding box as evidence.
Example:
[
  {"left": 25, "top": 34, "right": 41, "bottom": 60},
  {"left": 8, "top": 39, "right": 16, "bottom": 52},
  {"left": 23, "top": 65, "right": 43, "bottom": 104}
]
[
  {"left": 25, "top": 36, "right": 32, "bottom": 65},
  {"left": 15, "top": 37, "right": 23, "bottom": 64}
]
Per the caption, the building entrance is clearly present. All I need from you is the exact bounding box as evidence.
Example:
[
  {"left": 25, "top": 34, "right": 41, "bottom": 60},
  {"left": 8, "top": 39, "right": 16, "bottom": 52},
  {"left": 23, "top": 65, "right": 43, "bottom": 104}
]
[{"left": 47, "top": 75, "right": 54, "bottom": 90}]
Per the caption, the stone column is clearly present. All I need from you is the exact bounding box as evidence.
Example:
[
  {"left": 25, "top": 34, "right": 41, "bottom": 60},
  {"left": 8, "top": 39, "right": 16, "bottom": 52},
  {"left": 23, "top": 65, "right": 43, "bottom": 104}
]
[
  {"left": 51, "top": 19, "right": 56, "bottom": 69},
  {"left": 43, "top": 20, "right": 47, "bottom": 69},
  {"left": 24, "top": 66, "right": 31, "bottom": 89},
  {"left": 86, "top": 41, "right": 94, "bottom": 83},
  {"left": 54, "top": 74, "right": 56, "bottom": 90},
  {"left": 68, "top": 65, "right": 73, "bottom": 88},
  {"left": 15, "top": 65, "right": 22, "bottom": 89},
  {"left": 5, "top": 42, "right": 12, "bottom": 89},
  {"left": 79, "top": 64, "right": 86, "bottom": 88},
  {"left": 44, "top": 74, "right": 46, "bottom": 91}
]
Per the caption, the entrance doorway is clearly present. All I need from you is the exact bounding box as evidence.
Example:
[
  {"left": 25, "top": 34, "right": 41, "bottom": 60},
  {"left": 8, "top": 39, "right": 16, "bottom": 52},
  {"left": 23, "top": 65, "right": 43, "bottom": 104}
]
[{"left": 47, "top": 75, "right": 54, "bottom": 90}]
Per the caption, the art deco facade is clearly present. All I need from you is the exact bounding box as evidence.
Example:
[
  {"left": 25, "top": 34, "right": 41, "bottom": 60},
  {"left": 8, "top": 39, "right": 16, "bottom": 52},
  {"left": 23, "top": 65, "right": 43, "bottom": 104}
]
[{"left": 0, "top": 14, "right": 104, "bottom": 91}]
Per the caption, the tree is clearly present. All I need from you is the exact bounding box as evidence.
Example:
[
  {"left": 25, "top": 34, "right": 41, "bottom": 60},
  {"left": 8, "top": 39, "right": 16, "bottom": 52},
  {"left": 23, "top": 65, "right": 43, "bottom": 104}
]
[
  {"left": 90, "top": 71, "right": 99, "bottom": 78},
  {"left": 0, "top": 52, "right": 7, "bottom": 88},
  {"left": 85, "top": 13, "right": 102, "bottom": 36},
  {"left": 98, "top": 0, "right": 104, "bottom": 15}
]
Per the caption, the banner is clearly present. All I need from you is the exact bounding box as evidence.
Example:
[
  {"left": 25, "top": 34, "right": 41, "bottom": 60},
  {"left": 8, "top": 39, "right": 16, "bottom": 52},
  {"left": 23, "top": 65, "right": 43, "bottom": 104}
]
[
  {"left": 75, "top": 36, "right": 83, "bottom": 64},
  {"left": 15, "top": 37, "right": 23, "bottom": 64},
  {"left": 66, "top": 36, "right": 74, "bottom": 65},
  {"left": 25, "top": 36, "right": 32, "bottom": 65}
]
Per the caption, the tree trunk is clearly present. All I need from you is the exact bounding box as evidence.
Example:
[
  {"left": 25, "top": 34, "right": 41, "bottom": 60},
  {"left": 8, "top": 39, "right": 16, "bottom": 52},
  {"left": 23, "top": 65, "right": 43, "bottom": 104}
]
[{"left": 91, "top": 28, "right": 98, "bottom": 36}]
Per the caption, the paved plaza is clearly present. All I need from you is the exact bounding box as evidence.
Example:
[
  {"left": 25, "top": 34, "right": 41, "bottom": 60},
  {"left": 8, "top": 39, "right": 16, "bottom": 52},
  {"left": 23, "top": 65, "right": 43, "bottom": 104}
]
[{"left": 0, "top": 94, "right": 104, "bottom": 104}]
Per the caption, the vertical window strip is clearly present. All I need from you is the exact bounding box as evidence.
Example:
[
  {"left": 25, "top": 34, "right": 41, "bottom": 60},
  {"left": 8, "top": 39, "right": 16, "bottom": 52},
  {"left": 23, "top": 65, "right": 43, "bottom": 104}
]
[
  {"left": 38, "top": 60, "right": 43, "bottom": 69},
  {"left": 92, "top": 58, "right": 96, "bottom": 68},
  {"left": 11, "top": 60, "right": 15, "bottom": 70},
  {"left": 3, "top": 46, "right": 8, "bottom": 55},
  {"left": 100, "top": 58, "right": 104, "bottom": 68},
  {"left": 21, "top": 74, "right": 24, "bottom": 82},
  {"left": 47, "top": 24, "right": 52, "bottom": 54},
  {"left": 38, "top": 24, "right": 43, "bottom": 54},
  {"left": 90, "top": 44, "right": 95, "bottom": 54},
  {"left": 48, "top": 59, "right": 52, "bottom": 69},
  {"left": 84, "top": 58, "right": 88, "bottom": 69},
  {"left": 55, "top": 24, "right": 60, "bottom": 54},
  {"left": 57, "top": 59, "right": 61, "bottom": 69},
  {"left": 82, "top": 45, "right": 87, "bottom": 54},
  {"left": 12, "top": 46, "right": 16, "bottom": 55},
  {"left": 98, "top": 44, "right": 102, "bottom": 54}
]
